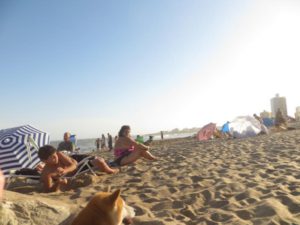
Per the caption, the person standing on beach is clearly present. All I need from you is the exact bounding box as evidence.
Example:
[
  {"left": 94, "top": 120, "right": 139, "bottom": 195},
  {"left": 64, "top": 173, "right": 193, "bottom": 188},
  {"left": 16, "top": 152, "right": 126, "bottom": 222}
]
[
  {"left": 275, "top": 109, "right": 287, "bottom": 128},
  {"left": 101, "top": 134, "right": 106, "bottom": 150},
  {"left": 57, "top": 132, "right": 75, "bottom": 153},
  {"left": 253, "top": 114, "right": 263, "bottom": 124},
  {"left": 107, "top": 133, "right": 113, "bottom": 151},
  {"left": 253, "top": 114, "right": 269, "bottom": 134},
  {"left": 113, "top": 125, "right": 157, "bottom": 166},
  {"left": 95, "top": 138, "right": 100, "bottom": 151},
  {"left": 144, "top": 135, "right": 153, "bottom": 146},
  {"left": 160, "top": 131, "right": 164, "bottom": 140}
]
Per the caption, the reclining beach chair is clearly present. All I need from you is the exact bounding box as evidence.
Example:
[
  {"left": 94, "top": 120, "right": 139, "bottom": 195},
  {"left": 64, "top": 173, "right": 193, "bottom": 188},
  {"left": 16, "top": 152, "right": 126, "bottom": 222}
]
[
  {"left": 64, "top": 155, "right": 98, "bottom": 179},
  {"left": 5, "top": 168, "right": 41, "bottom": 189},
  {"left": 5, "top": 154, "right": 99, "bottom": 189}
]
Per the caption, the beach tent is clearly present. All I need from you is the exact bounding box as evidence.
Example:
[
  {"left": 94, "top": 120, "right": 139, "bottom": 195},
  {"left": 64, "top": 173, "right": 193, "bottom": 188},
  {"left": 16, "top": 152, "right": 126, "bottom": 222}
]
[
  {"left": 197, "top": 123, "right": 216, "bottom": 141},
  {"left": 229, "top": 116, "right": 261, "bottom": 138},
  {"left": 221, "top": 122, "right": 230, "bottom": 133},
  {"left": 0, "top": 125, "right": 49, "bottom": 176},
  {"left": 262, "top": 118, "right": 274, "bottom": 127}
]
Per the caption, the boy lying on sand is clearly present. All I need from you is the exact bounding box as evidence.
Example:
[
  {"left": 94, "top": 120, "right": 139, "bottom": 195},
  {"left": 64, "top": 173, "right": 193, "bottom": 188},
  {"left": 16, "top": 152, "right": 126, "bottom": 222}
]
[{"left": 38, "top": 145, "right": 119, "bottom": 192}]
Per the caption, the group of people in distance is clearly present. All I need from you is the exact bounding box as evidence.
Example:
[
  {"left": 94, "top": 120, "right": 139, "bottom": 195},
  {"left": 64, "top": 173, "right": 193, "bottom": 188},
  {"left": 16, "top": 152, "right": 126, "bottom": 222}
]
[
  {"left": 38, "top": 125, "right": 157, "bottom": 192},
  {"left": 95, "top": 133, "right": 114, "bottom": 151}
]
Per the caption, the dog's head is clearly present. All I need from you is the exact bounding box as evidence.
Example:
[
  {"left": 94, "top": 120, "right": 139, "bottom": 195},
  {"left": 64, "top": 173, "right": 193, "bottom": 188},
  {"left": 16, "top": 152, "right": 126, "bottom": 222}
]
[{"left": 85, "top": 189, "right": 135, "bottom": 225}]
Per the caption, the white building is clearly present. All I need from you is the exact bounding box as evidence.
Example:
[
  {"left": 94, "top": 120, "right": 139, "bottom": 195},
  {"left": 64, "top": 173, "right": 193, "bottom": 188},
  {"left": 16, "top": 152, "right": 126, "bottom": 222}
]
[
  {"left": 270, "top": 94, "right": 287, "bottom": 118},
  {"left": 295, "top": 107, "right": 300, "bottom": 121}
]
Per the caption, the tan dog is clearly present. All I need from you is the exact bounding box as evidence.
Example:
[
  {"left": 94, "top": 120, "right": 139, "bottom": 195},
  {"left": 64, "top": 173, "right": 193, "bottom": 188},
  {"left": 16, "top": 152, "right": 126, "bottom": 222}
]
[{"left": 71, "top": 189, "right": 135, "bottom": 225}]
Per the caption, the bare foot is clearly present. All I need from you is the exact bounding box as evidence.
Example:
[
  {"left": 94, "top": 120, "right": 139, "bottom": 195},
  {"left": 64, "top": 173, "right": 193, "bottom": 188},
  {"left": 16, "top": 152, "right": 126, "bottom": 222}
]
[
  {"left": 146, "top": 155, "right": 157, "bottom": 161},
  {"left": 106, "top": 168, "right": 119, "bottom": 174}
]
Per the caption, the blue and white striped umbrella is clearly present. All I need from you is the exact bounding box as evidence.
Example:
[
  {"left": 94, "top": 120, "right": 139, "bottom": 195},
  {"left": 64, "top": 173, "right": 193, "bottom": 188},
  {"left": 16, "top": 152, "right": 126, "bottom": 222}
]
[{"left": 0, "top": 125, "right": 49, "bottom": 176}]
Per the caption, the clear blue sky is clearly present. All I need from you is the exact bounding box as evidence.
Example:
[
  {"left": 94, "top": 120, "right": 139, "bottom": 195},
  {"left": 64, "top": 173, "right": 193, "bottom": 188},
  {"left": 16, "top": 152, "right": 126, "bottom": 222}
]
[{"left": 1, "top": 0, "right": 299, "bottom": 140}]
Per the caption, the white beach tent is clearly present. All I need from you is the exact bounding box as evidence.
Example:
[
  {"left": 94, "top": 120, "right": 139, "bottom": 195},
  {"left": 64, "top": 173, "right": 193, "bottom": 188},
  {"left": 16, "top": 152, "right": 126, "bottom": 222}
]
[{"left": 229, "top": 116, "right": 262, "bottom": 138}]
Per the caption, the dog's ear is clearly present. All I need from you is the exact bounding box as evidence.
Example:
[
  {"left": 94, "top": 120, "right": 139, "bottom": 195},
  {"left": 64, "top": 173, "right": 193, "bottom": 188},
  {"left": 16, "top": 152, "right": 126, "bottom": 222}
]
[{"left": 108, "top": 189, "right": 121, "bottom": 204}]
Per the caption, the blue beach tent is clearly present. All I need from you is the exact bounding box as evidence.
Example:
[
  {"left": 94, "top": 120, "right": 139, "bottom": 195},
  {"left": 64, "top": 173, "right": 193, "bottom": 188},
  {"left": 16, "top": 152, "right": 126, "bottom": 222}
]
[
  {"left": 221, "top": 121, "right": 230, "bottom": 133},
  {"left": 262, "top": 118, "right": 274, "bottom": 127},
  {"left": 0, "top": 125, "right": 49, "bottom": 176}
]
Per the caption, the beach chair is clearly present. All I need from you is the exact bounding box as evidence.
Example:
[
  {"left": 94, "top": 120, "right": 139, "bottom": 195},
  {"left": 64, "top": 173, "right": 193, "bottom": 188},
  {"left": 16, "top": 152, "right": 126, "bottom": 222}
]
[
  {"left": 4, "top": 169, "right": 41, "bottom": 189},
  {"left": 64, "top": 155, "right": 98, "bottom": 179},
  {"left": 5, "top": 154, "right": 99, "bottom": 189}
]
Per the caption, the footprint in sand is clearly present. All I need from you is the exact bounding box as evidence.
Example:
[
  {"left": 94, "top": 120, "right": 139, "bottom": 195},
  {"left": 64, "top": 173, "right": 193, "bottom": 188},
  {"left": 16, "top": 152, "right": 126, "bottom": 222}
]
[
  {"left": 134, "top": 220, "right": 164, "bottom": 225},
  {"left": 151, "top": 201, "right": 172, "bottom": 211},
  {"left": 190, "top": 175, "right": 204, "bottom": 183},
  {"left": 172, "top": 200, "right": 184, "bottom": 209},
  {"left": 132, "top": 205, "right": 146, "bottom": 216},
  {"left": 209, "top": 200, "right": 229, "bottom": 208},
  {"left": 201, "top": 189, "right": 214, "bottom": 203},
  {"left": 168, "top": 187, "right": 179, "bottom": 194},
  {"left": 210, "top": 212, "right": 233, "bottom": 222},
  {"left": 276, "top": 195, "right": 300, "bottom": 214},
  {"left": 127, "top": 178, "right": 142, "bottom": 183},
  {"left": 236, "top": 209, "right": 252, "bottom": 220},
  {"left": 290, "top": 191, "right": 300, "bottom": 196},
  {"left": 180, "top": 206, "right": 196, "bottom": 219},
  {"left": 143, "top": 197, "right": 160, "bottom": 203}
]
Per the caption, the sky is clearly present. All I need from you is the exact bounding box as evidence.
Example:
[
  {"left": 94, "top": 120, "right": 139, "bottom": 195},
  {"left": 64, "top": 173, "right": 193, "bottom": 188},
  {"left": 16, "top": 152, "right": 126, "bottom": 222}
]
[{"left": 1, "top": 0, "right": 300, "bottom": 140}]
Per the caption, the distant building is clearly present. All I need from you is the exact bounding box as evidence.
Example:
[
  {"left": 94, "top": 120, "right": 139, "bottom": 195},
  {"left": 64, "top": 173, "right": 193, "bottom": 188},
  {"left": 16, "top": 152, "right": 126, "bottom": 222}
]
[
  {"left": 270, "top": 94, "right": 287, "bottom": 118},
  {"left": 260, "top": 110, "right": 272, "bottom": 118},
  {"left": 295, "top": 107, "right": 300, "bottom": 121}
]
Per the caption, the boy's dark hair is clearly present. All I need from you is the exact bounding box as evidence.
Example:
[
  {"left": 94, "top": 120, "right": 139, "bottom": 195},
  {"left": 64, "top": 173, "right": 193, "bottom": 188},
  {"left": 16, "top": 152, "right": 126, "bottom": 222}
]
[{"left": 38, "top": 145, "right": 57, "bottom": 160}]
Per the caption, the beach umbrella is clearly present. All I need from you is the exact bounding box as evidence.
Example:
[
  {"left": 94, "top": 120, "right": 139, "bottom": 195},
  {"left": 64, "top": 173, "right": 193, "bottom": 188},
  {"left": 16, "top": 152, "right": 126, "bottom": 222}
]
[
  {"left": 229, "top": 116, "right": 261, "bottom": 138},
  {"left": 0, "top": 125, "right": 49, "bottom": 176},
  {"left": 197, "top": 123, "right": 216, "bottom": 141}
]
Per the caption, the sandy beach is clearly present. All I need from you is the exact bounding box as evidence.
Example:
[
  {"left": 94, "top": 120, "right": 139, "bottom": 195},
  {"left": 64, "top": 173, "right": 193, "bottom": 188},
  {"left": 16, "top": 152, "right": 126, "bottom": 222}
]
[{"left": 2, "top": 129, "right": 300, "bottom": 224}]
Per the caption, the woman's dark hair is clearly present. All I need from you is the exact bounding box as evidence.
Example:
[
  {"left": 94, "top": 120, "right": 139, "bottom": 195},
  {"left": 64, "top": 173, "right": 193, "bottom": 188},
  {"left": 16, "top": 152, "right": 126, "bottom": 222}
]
[
  {"left": 38, "top": 145, "right": 57, "bottom": 160},
  {"left": 118, "top": 125, "right": 130, "bottom": 137}
]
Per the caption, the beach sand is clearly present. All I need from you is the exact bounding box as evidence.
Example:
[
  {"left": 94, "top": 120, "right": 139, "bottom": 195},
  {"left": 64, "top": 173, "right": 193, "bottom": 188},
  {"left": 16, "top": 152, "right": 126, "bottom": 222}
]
[{"left": 3, "top": 129, "right": 300, "bottom": 224}]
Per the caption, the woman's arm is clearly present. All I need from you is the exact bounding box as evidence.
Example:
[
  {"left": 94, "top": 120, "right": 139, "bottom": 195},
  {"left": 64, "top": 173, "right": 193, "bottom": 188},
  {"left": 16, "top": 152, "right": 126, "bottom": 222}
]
[{"left": 127, "top": 137, "right": 149, "bottom": 150}]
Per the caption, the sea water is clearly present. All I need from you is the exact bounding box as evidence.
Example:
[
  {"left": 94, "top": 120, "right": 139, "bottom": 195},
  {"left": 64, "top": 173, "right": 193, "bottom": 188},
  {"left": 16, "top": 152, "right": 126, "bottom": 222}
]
[{"left": 50, "top": 132, "right": 195, "bottom": 153}]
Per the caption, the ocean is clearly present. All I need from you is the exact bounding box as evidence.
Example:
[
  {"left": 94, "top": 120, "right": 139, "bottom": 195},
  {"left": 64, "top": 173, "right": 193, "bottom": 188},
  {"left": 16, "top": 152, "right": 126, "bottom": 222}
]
[{"left": 50, "top": 132, "right": 195, "bottom": 153}]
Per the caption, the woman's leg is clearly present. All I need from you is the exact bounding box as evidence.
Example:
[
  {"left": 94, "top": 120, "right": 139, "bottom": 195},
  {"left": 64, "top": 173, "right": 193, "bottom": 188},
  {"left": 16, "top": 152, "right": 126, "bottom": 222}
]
[
  {"left": 120, "top": 150, "right": 142, "bottom": 166},
  {"left": 120, "top": 150, "right": 156, "bottom": 166},
  {"left": 91, "top": 157, "right": 119, "bottom": 174},
  {"left": 141, "top": 150, "right": 156, "bottom": 160}
]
